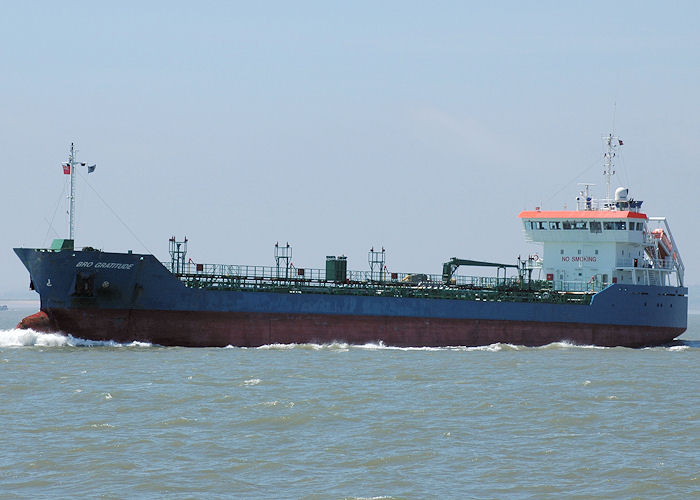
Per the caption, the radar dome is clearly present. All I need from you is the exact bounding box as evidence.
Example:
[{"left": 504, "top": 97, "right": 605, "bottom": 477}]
[{"left": 615, "top": 187, "right": 629, "bottom": 202}]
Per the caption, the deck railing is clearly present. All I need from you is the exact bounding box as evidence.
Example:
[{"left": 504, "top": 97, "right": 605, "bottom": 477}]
[
  {"left": 161, "top": 261, "right": 524, "bottom": 289},
  {"left": 616, "top": 257, "right": 673, "bottom": 270},
  {"left": 159, "top": 260, "right": 602, "bottom": 306},
  {"left": 553, "top": 280, "right": 607, "bottom": 293}
]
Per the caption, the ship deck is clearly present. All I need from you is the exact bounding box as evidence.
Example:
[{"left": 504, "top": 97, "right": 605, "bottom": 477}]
[{"left": 166, "top": 262, "right": 595, "bottom": 306}]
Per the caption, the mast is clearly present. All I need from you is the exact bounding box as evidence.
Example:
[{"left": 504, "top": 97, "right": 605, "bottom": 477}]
[
  {"left": 602, "top": 133, "right": 622, "bottom": 205},
  {"left": 68, "top": 143, "right": 77, "bottom": 241},
  {"left": 65, "top": 143, "right": 96, "bottom": 242}
]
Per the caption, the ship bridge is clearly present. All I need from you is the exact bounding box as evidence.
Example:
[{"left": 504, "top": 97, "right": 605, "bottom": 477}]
[
  {"left": 518, "top": 191, "right": 684, "bottom": 290},
  {"left": 517, "top": 134, "right": 684, "bottom": 291}
]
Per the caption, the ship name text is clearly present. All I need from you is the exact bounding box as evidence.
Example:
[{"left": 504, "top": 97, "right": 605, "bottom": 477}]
[{"left": 76, "top": 261, "right": 135, "bottom": 270}]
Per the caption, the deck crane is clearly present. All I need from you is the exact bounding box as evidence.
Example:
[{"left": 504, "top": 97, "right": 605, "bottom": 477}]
[{"left": 441, "top": 258, "right": 518, "bottom": 284}]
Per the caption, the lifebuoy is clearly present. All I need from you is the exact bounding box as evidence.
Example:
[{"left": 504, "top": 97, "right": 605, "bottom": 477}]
[{"left": 532, "top": 254, "right": 540, "bottom": 262}]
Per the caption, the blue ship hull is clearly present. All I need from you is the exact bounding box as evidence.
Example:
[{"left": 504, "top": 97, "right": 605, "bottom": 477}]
[{"left": 14, "top": 247, "right": 688, "bottom": 347}]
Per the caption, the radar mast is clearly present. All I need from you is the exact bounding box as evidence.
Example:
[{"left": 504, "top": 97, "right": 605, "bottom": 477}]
[{"left": 602, "top": 133, "right": 622, "bottom": 206}]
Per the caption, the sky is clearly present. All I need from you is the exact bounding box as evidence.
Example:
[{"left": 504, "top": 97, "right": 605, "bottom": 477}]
[{"left": 2, "top": 1, "right": 699, "bottom": 298}]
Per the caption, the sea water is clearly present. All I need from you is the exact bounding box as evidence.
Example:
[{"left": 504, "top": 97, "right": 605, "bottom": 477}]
[{"left": 1, "top": 301, "right": 698, "bottom": 499}]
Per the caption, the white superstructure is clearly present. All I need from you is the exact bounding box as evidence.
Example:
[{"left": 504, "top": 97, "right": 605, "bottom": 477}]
[{"left": 518, "top": 135, "right": 684, "bottom": 291}]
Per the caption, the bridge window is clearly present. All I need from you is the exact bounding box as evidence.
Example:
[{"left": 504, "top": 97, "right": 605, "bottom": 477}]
[
  {"left": 590, "top": 221, "right": 602, "bottom": 233},
  {"left": 604, "top": 222, "right": 614, "bottom": 230},
  {"left": 615, "top": 221, "right": 626, "bottom": 230},
  {"left": 549, "top": 221, "right": 561, "bottom": 230},
  {"left": 562, "top": 221, "right": 587, "bottom": 230}
]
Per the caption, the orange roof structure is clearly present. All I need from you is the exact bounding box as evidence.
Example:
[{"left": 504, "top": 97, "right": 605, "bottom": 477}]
[{"left": 518, "top": 210, "right": 647, "bottom": 220}]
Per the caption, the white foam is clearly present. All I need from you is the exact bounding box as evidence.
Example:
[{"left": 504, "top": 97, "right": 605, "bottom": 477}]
[
  {"left": 127, "top": 341, "right": 153, "bottom": 348},
  {"left": 354, "top": 342, "right": 521, "bottom": 352},
  {"left": 350, "top": 497, "right": 393, "bottom": 500},
  {"left": 90, "top": 423, "right": 114, "bottom": 429},
  {"left": 314, "top": 341, "right": 349, "bottom": 350},
  {"left": 538, "top": 341, "right": 608, "bottom": 350},
  {"left": 253, "top": 341, "right": 524, "bottom": 352},
  {"left": 257, "top": 342, "right": 350, "bottom": 351},
  {"left": 224, "top": 339, "right": 648, "bottom": 352},
  {"left": 91, "top": 423, "right": 114, "bottom": 429},
  {"left": 0, "top": 328, "right": 72, "bottom": 347},
  {"left": 257, "top": 343, "right": 299, "bottom": 350},
  {"left": 0, "top": 329, "right": 153, "bottom": 348},
  {"left": 463, "top": 343, "right": 520, "bottom": 352},
  {"left": 357, "top": 341, "right": 389, "bottom": 350}
]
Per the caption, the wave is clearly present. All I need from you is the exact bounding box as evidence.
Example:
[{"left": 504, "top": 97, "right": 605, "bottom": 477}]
[
  {"left": 537, "top": 341, "right": 609, "bottom": 350},
  {"left": 253, "top": 341, "right": 521, "bottom": 352},
  {"left": 256, "top": 341, "right": 350, "bottom": 351},
  {"left": 0, "top": 329, "right": 153, "bottom": 348},
  {"left": 251, "top": 340, "right": 695, "bottom": 351},
  {"left": 358, "top": 342, "right": 522, "bottom": 352},
  {"left": 5, "top": 330, "right": 691, "bottom": 351}
]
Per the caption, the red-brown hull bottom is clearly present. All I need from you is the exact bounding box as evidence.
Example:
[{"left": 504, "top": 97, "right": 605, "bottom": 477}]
[
  {"left": 17, "top": 310, "right": 52, "bottom": 332},
  {"left": 18, "top": 308, "right": 683, "bottom": 348}
]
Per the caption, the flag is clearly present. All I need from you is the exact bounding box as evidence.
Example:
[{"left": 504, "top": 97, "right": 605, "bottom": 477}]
[
  {"left": 87, "top": 164, "right": 96, "bottom": 173},
  {"left": 62, "top": 162, "right": 70, "bottom": 175},
  {"left": 618, "top": 139, "right": 623, "bottom": 145}
]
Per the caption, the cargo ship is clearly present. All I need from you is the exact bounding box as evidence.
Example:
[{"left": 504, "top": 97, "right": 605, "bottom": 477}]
[{"left": 14, "top": 137, "right": 687, "bottom": 347}]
